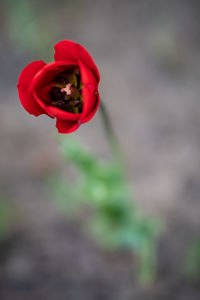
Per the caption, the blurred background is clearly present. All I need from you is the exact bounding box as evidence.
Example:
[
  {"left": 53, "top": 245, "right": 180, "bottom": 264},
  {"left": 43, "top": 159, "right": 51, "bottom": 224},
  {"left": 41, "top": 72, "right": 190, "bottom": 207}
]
[{"left": 0, "top": 0, "right": 200, "bottom": 299}]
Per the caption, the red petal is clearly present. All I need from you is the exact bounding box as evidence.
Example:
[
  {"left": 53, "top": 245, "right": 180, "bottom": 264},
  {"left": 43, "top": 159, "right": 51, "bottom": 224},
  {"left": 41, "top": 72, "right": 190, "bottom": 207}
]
[
  {"left": 54, "top": 41, "right": 78, "bottom": 63},
  {"left": 37, "top": 84, "right": 73, "bottom": 119},
  {"left": 56, "top": 119, "right": 80, "bottom": 134},
  {"left": 82, "top": 91, "right": 100, "bottom": 123},
  {"left": 32, "top": 88, "right": 81, "bottom": 122},
  {"left": 79, "top": 60, "right": 98, "bottom": 86},
  {"left": 17, "top": 60, "right": 46, "bottom": 116},
  {"left": 46, "top": 106, "right": 81, "bottom": 121},
  {"left": 76, "top": 43, "right": 100, "bottom": 83},
  {"left": 78, "top": 60, "right": 99, "bottom": 122},
  {"left": 81, "top": 85, "right": 98, "bottom": 120},
  {"left": 37, "top": 83, "right": 52, "bottom": 105},
  {"left": 29, "top": 61, "right": 77, "bottom": 91},
  {"left": 54, "top": 40, "right": 100, "bottom": 82}
]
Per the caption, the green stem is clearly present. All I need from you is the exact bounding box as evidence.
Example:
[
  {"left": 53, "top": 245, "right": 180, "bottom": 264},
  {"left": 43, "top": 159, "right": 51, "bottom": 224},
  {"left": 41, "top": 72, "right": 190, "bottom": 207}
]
[
  {"left": 138, "top": 239, "right": 156, "bottom": 285},
  {"left": 99, "top": 102, "right": 123, "bottom": 163}
]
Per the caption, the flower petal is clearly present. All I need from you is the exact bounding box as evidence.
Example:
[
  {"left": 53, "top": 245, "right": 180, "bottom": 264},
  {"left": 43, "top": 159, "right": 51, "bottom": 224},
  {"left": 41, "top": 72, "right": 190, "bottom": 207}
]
[
  {"left": 78, "top": 60, "right": 99, "bottom": 121},
  {"left": 54, "top": 40, "right": 100, "bottom": 82},
  {"left": 76, "top": 43, "right": 100, "bottom": 83},
  {"left": 82, "top": 91, "right": 100, "bottom": 123},
  {"left": 82, "top": 86, "right": 95, "bottom": 117},
  {"left": 32, "top": 88, "right": 81, "bottom": 122},
  {"left": 17, "top": 60, "right": 46, "bottom": 116},
  {"left": 30, "top": 61, "right": 77, "bottom": 91},
  {"left": 54, "top": 41, "right": 79, "bottom": 64},
  {"left": 79, "top": 60, "right": 98, "bottom": 87},
  {"left": 56, "top": 119, "right": 80, "bottom": 134}
]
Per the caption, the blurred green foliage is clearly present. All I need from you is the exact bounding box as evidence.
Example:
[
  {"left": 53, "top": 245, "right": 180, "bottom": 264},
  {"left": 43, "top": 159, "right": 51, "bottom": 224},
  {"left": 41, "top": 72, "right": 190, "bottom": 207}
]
[
  {"left": 0, "top": 196, "right": 14, "bottom": 241},
  {"left": 3, "top": 0, "right": 85, "bottom": 60},
  {"left": 3, "top": 0, "right": 57, "bottom": 58},
  {"left": 50, "top": 136, "right": 160, "bottom": 284},
  {"left": 184, "top": 237, "right": 200, "bottom": 280}
]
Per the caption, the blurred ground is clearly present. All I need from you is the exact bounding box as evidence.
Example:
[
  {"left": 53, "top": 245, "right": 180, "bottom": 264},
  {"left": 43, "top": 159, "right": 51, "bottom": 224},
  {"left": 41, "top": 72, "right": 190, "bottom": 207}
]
[{"left": 0, "top": 0, "right": 200, "bottom": 299}]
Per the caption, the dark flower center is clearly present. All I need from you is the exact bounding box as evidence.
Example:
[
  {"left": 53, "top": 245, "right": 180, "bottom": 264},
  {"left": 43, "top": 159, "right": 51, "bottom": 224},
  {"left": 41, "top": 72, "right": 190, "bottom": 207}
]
[{"left": 49, "top": 68, "right": 83, "bottom": 113}]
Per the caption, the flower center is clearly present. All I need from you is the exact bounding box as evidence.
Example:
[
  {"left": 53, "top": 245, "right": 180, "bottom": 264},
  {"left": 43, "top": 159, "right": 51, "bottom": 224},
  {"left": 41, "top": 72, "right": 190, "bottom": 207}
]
[{"left": 49, "top": 68, "right": 83, "bottom": 113}]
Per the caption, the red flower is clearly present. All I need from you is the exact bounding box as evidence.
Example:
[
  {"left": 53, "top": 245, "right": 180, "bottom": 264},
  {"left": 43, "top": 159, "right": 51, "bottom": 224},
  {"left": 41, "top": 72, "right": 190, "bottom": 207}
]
[{"left": 17, "top": 40, "right": 100, "bottom": 133}]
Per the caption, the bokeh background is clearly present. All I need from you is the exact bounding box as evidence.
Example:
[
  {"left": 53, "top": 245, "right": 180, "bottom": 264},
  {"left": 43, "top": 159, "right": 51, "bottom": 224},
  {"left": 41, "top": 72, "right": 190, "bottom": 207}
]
[{"left": 0, "top": 0, "right": 200, "bottom": 299}]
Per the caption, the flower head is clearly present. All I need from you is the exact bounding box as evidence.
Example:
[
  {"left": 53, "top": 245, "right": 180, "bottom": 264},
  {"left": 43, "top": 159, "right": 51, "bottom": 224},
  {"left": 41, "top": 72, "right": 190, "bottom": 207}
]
[{"left": 17, "top": 40, "right": 100, "bottom": 133}]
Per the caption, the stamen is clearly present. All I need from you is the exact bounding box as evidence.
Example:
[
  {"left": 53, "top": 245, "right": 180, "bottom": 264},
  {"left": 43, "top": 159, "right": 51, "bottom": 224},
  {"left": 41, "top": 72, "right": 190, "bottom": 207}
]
[{"left": 61, "top": 83, "right": 72, "bottom": 95}]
